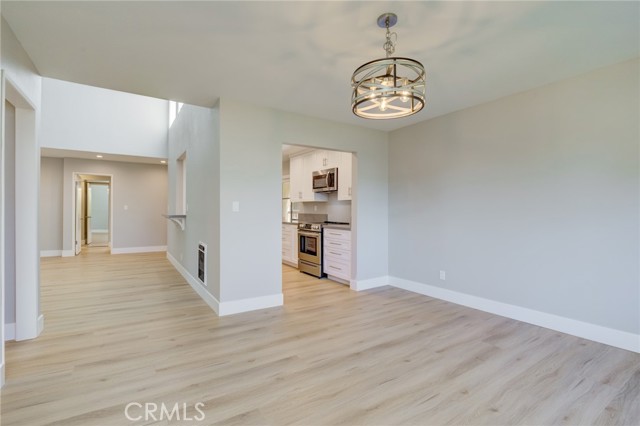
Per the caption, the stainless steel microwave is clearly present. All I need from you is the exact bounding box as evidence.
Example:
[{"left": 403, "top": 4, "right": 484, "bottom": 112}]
[{"left": 312, "top": 168, "right": 338, "bottom": 192}]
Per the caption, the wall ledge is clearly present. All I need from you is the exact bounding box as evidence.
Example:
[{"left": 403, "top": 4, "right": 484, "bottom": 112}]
[
  {"left": 40, "top": 250, "right": 62, "bottom": 257},
  {"left": 389, "top": 276, "right": 640, "bottom": 353}
]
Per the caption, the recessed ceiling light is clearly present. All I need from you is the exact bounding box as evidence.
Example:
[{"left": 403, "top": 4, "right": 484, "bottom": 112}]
[
  {"left": 161, "top": 160, "right": 167, "bottom": 164},
  {"left": 96, "top": 155, "right": 103, "bottom": 158}
]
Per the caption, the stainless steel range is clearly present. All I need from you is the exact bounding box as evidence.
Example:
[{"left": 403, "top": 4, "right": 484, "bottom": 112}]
[
  {"left": 297, "top": 221, "right": 351, "bottom": 278},
  {"left": 298, "top": 222, "right": 324, "bottom": 278}
]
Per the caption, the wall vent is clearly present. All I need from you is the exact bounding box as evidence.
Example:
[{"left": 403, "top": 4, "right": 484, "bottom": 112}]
[{"left": 198, "top": 242, "right": 207, "bottom": 286}]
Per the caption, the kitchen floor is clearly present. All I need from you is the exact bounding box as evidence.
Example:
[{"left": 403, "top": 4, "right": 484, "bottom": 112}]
[{"left": 1, "top": 252, "right": 638, "bottom": 425}]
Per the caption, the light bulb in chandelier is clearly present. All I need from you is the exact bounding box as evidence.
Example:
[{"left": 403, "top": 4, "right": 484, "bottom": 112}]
[{"left": 400, "top": 78, "right": 410, "bottom": 102}]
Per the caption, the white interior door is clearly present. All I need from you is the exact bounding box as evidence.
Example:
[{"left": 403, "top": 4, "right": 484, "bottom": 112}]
[
  {"left": 75, "top": 181, "right": 83, "bottom": 255},
  {"left": 86, "top": 185, "right": 92, "bottom": 245}
]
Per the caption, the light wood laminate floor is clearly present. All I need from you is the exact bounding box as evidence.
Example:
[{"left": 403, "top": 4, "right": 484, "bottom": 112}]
[{"left": 1, "top": 249, "right": 638, "bottom": 425}]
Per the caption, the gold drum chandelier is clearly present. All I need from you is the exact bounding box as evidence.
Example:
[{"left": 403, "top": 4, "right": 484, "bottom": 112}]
[{"left": 351, "top": 13, "right": 426, "bottom": 120}]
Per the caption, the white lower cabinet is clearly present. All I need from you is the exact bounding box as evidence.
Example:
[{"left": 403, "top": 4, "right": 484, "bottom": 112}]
[
  {"left": 323, "top": 228, "right": 351, "bottom": 283},
  {"left": 282, "top": 224, "right": 298, "bottom": 266}
]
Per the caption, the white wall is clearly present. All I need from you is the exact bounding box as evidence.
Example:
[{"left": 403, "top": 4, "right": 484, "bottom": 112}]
[
  {"left": 218, "top": 99, "right": 388, "bottom": 301},
  {"left": 1, "top": 18, "right": 41, "bottom": 107},
  {"left": 389, "top": 59, "right": 639, "bottom": 338},
  {"left": 40, "top": 78, "right": 169, "bottom": 159},
  {"left": 48, "top": 158, "right": 168, "bottom": 254},
  {"left": 39, "top": 157, "right": 63, "bottom": 252},
  {"left": 167, "top": 104, "right": 220, "bottom": 300},
  {"left": 167, "top": 99, "right": 388, "bottom": 313}
]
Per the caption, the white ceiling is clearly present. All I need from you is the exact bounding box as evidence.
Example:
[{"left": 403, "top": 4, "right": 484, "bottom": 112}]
[{"left": 3, "top": 1, "right": 639, "bottom": 132}]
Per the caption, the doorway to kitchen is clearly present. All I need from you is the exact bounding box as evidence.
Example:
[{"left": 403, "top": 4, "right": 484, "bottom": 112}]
[
  {"left": 281, "top": 144, "right": 356, "bottom": 289},
  {"left": 72, "top": 173, "right": 113, "bottom": 254}
]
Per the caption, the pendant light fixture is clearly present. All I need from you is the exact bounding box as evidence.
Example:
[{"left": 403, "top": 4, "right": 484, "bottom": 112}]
[{"left": 351, "top": 13, "right": 426, "bottom": 120}]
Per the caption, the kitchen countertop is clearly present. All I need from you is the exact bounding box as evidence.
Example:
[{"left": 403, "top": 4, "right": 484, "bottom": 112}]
[
  {"left": 323, "top": 224, "right": 351, "bottom": 231},
  {"left": 283, "top": 221, "right": 350, "bottom": 230}
]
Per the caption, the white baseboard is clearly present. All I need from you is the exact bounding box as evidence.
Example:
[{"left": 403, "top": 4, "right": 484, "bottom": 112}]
[
  {"left": 350, "top": 275, "right": 389, "bottom": 291},
  {"left": 168, "top": 253, "right": 283, "bottom": 316},
  {"left": 4, "top": 323, "right": 15, "bottom": 341},
  {"left": 282, "top": 260, "right": 297, "bottom": 267},
  {"left": 62, "top": 250, "right": 75, "bottom": 257},
  {"left": 167, "top": 252, "right": 220, "bottom": 314},
  {"left": 328, "top": 275, "right": 350, "bottom": 286},
  {"left": 6, "top": 315, "right": 44, "bottom": 341},
  {"left": 40, "top": 250, "right": 62, "bottom": 257},
  {"left": 91, "top": 229, "right": 108, "bottom": 234},
  {"left": 389, "top": 276, "right": 640, "bottom": 353},
  {"left": 37, "top": 314, "right": 44, "bottom": 337},
  {"left": 111, "top": 245, "right": 167, "bottom": 254},
  {"left": 218, "top": 293, "right": 283, "bottom": 316}
]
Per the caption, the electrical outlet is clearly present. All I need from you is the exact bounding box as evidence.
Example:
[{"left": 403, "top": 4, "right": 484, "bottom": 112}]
[{"left": 439, "top": 270, "right": 446, "bottom": 281}]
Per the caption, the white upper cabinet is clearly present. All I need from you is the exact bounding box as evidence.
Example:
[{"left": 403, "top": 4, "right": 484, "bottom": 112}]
[
  {"left": 313, "top": 150, "right": 341, "bottom": 170},
  {"left": 338, "top": 152, "right": 352, "bottom": 201},
  {"left": 290, "top": 154, "right": 328, "bottom": 202},
  {"left": 289, "top": 154, "right": 305, "bottom": 203},
  {"left": 289, "top": 149, "right": 351, "bottom": 202}
]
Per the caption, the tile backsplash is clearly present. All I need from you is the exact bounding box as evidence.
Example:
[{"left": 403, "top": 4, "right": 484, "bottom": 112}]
[{"left": 294, "top": 192, "right": 351, "bottom": 223}]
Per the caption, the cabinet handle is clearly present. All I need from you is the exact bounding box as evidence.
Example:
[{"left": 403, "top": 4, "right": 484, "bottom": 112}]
[
  {"left": 329, "top": 242, "right": 341, "bottom": 245},
  {"left": 330, "top": 251, "right": 341, "bottom": 255},
  {"left": 329, "top": 265, "right": 342, "bottom": 271}
]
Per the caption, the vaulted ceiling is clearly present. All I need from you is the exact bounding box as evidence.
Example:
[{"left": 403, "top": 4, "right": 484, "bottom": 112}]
[{"left": 3, "top": 1, "right": 638, "bottom": 131}]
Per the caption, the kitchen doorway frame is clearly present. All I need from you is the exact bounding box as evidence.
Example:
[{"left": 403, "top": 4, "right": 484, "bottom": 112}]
[{"left": 280, "top": 144, "right": 358, "bottom": 294}]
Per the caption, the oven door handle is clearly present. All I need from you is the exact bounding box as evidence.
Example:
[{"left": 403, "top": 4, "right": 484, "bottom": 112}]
[{"left": 298, "top": 231, "right": 321, "bottom": 238}]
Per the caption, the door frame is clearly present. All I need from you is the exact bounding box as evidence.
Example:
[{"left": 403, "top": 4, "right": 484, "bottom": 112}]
[
  {"left": 74, "top": 179, "right": 83, "bottom": 255},
  {"left": 71, "top": 173, "right": 113, "bottom": 253},
  {"left": 2, "top": 73, "right": 41, "bottom": 357}
]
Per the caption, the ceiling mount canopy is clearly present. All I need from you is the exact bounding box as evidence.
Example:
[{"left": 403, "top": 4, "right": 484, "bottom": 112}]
[{"left": 351, "top": 12, "right": 426, "bottom": 120}]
